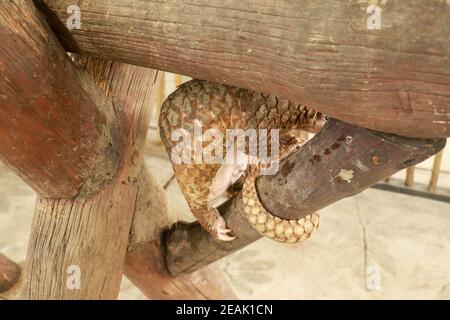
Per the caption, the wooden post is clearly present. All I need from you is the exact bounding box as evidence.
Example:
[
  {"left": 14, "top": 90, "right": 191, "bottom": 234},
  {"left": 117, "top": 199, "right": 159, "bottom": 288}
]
[
  {"left": 1, "top": 1, "right": 154, "bottom": 299},
  {"left": 427, "top": 151, "right": 444, "bottom": 192},
  {"left": 154, "top": 72, "right": 165, "bottom": 146},
  {"left": 38, "top": 0, "right": 450, "bottom": 138},
  {"left": 0, "top": 1, "right": 121, "bottom": 199},
  {"left": 21, "top": 55, "right": 155, "bottom": 299},
  {"left": 165, "top": 120, "right": 446, "bottom": 275},
  {"left": 405, "top": 166, "right": 415, "bottom": 187},
  {"left": 124, "top": 165, "right": 236, "bottom": 299}
]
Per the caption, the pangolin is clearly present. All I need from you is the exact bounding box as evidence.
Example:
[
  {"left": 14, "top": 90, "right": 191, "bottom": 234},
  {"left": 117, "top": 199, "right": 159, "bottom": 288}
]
[{"left": 159, "top": 80, "right": 324, "bottom": 242}]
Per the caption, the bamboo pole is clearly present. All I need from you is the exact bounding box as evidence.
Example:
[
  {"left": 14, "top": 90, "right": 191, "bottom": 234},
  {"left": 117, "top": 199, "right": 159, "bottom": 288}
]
[
  {"left": 427, "top": 151, "right": 444, "bottom": 192},
  {"left": 405, "top": 166, "right": 415, "bottom": 187}
]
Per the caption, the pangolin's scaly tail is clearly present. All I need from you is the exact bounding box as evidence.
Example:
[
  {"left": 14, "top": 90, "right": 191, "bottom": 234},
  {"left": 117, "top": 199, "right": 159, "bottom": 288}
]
[{"left": 242, "top": 165, "right": 320, "bottom": 243}]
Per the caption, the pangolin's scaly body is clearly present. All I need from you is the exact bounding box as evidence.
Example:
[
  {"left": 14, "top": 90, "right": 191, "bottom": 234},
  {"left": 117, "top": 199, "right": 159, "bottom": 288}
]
[{"left": 159, "top": 79, "right": 323, "bottom": 242}]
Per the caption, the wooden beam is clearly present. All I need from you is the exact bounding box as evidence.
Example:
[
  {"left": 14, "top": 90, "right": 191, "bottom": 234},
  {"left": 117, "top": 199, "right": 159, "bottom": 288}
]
[
  {"left": 38, "top": 0, "right": 450, "bottom": 138},
  {"left": 0, "top": 0, "right": 156, "bottom": 299},
  {"left": 124, "top": 165, "right": 236, "bottom": 299},
  {"left": 165, "top": 119, "right": 446, "bottom": 275},
  {"left": 22, "top": 55, "right": 155, "bottom": 299},
  {"left": 0, "top": 0, "right": 121, "bottom": 199},
  {"left": 25, "top": 57, "right": 154, "bottom": 298}
]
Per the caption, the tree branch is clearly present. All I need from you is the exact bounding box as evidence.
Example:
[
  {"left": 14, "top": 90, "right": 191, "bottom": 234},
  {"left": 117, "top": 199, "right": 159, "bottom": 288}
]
[{"left": 165, "top": 119, "right": 446, "bottom": 275}]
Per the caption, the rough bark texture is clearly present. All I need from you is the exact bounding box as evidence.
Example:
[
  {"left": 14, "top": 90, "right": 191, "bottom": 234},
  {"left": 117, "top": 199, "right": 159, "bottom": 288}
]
[
  {"left": 0, "top": 254, "right": 21, "bottom": 294},
  {"left": 21, "top": 53, "right": 156, "bottom": 298},
  {"left": 0, "top": 0, "right": 121, "bottom": 199},
  {"left": 2, "top": 1, "right": 236, "bottom": 300},
  {"left": 165, "top": 119, "right": 446, "bottom": 275},
  {"left": 3, "top": 0, "right": 448, "bottom": 299},
  {"left": 256, "top": 120, "right": 447, "bottom": 219},
  {"left": 124, "top": 165, "right": 236, "bottom": 299},
  {"left": 38, "top": 0, "right": 450, "bottom": 138}
]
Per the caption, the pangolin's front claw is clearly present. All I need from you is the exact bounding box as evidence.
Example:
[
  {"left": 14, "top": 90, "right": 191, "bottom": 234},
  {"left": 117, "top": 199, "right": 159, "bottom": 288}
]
[
  {"left": 213, "top": 216, "right": 236, "bottom": 241},
  {"left": 216, "top": 231, "right": 236, "bottom": 242}
]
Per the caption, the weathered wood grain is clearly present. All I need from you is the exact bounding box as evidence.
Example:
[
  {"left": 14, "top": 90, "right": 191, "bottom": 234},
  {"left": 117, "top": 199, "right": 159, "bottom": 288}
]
[
  {"left": 2, "top": 1, "right": 236, "bottom": 299},
  {"left": 0, "top": 0, "right": 121, "bottom": 199},
  {"left": 22, "top": 56, "right": 155, "bottom": 299},
  {"left": 22, "top": 55, "right": 155, "bottom": 299},
  {"left": 256, "top": 120, "right": 447, "bottom": 219},
  {"left": 165, "top": 119, "right": 446, "bottom": 275},
  {"left": 38, "top": 0, "right": 450, "bottom": 138}
]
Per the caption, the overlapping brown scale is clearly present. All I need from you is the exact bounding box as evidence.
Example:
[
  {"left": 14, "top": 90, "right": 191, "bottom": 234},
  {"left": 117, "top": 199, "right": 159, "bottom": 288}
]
[
  {"left": 159, "top": 79, "right": 323, "bottom": 243},
  {"left": 242, "top": 165, "right": 320, "bottom": 244}
]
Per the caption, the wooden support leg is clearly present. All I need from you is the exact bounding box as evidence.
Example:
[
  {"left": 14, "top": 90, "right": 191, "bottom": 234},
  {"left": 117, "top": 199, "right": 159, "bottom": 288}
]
[
  {"left": 22, "top": 56, "right": 155, "bottom": 299},
  {"left": 405, "top": 166, "right": 415, "bottom": 187},
  {"left": 1, "top": 1, "right": 238, "bottom": 299},
  {"left": 1, "top": 1, "right": 154, "bottom": 299},
  {"left": 427, "top": 151, "right": 444, "bottom": 192},
  {"left": 124, "top": 165, "right": 236, "bottom": 299}
]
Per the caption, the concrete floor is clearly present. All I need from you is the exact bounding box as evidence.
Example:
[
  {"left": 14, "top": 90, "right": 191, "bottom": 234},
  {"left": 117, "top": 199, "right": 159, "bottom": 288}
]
[{"left": 1, "top": 151, "right": 450, "bottom": 299}]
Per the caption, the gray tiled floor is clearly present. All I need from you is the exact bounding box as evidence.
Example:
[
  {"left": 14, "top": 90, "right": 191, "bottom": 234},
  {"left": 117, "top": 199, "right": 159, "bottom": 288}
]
[{"left": 1, "top": 153, "right": 450, "bottom": 299}]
